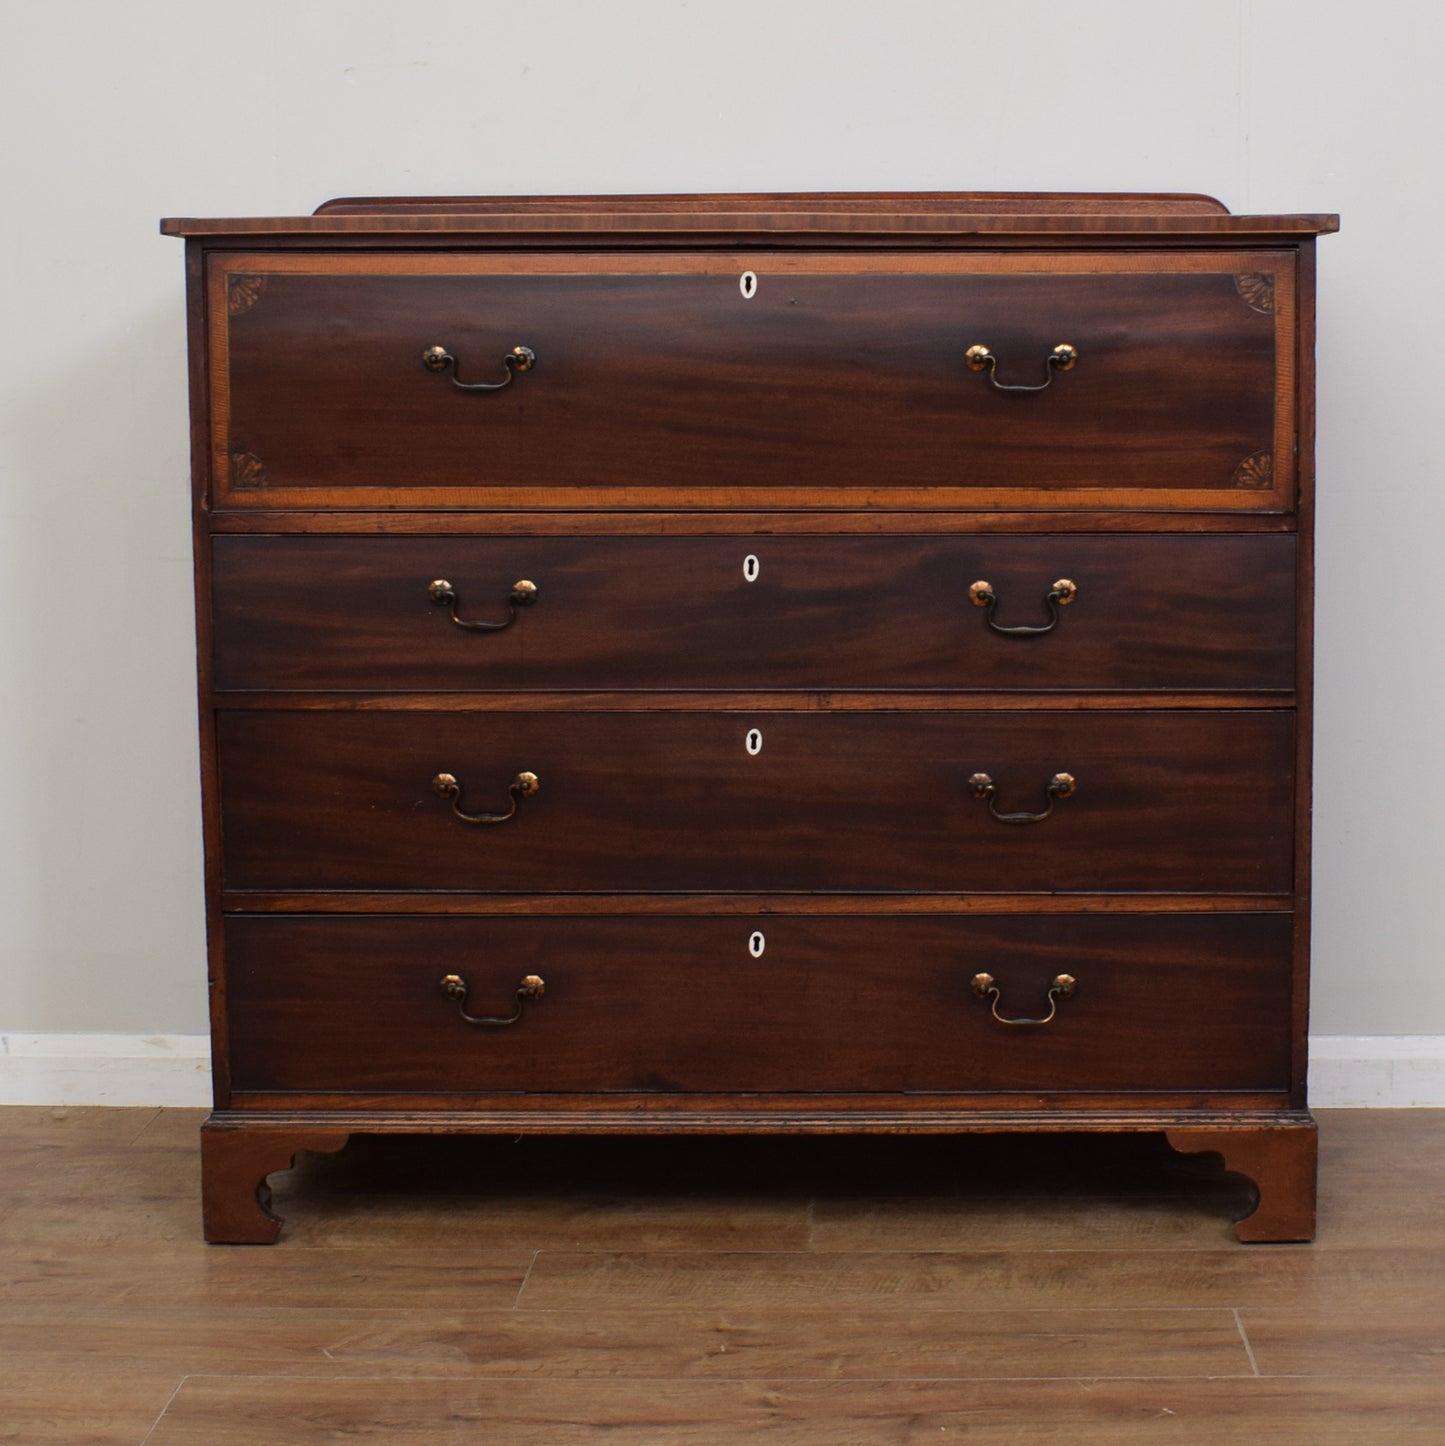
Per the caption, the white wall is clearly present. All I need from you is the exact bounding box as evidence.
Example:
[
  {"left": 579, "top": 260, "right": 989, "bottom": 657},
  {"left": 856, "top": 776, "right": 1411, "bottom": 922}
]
[{"left": 0, "top": 1, "right": 1437, "bottom": 1041}]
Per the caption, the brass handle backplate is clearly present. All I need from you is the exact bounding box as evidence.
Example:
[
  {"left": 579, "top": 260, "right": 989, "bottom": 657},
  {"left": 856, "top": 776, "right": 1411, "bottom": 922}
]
[
  {"left": 432, "top": 770, "right": 539, "bottom": 824},
  {"left": 428, "top": 578, "right": 538, "bottom": 631},
  {"left": 422, "top": 343, "right": 536, "bottom": 391},
  {"left": 965, "top": 342, "right": 1078, "bottom": 393},
  {"left": 969, "top": 578, "right": 1077, "bottom": 636},
  {"left": 971, "top": 972, "right": 1077, "bottom": 1027},
  {"left": 440, "top": 972, "right": 545, "bottom": 1027},
  {"left": 968, "top": 771, "right": 1076, "bottom": 824}
]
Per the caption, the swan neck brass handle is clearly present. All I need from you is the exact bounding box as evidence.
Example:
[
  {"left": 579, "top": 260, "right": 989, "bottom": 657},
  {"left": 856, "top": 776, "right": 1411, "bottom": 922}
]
[
  {"left": 965, "top": 342, "right": 1078, "bottom": 393},
  {"left": 429, "top": 578, "right": 538, "bottom": 631},
  {"left": 968, "top": 771, "right": 1075, "bottom": 824},
  {"left": 432, "top": 770, "right": 539, "bottom": 824},
  {"left": 422, "top": 343, "right": 536, "bottom": 391},
  {"left": 970, "top": 578, "right": 1077, "bottom": 636},
  {"left": 440, "top": 972, "right": 545, "bottom": 1027},
  {"left": 971, "top": 972, "right": 1076, "bottom": 1027}
]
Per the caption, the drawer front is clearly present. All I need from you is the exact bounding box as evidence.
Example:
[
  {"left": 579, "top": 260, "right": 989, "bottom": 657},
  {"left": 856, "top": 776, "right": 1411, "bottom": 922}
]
[
  {"left": 217, "top": 710, "right": 1294, "bottom": 894},
  {"left": 212, "top": 534, "right": 1296, "bottom": 694},
  {"left": 210, "top": 251, "right": 1294, "bottom": 511},
  {"left": 224, "top": 913, "right": 1294, "bottom": 1095}
]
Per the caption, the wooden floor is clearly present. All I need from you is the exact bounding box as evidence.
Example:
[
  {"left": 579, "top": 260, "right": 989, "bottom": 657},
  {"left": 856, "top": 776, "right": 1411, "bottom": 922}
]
[{"left": 1, "top": 1110, "right": 1442, "bottom": 1443}]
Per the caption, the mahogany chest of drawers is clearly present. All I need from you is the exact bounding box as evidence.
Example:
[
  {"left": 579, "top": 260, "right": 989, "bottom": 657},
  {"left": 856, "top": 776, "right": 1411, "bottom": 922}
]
[{"left": 163, "top": 192, "right": 1336, "bottom": 1243}]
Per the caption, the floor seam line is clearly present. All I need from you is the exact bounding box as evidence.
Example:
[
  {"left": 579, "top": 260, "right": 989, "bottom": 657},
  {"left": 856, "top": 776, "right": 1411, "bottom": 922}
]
[
  {"left": 157, "top": 1370, "right": 1272, "bottom": 1384},
  {"left": 137, "top": 1373, "right": 188, "bottom": 1445},
  {"left": 514, "top": 1248, "right": 540, "bottom": 1309},
  {"left": 1233, "top": 1307, "right": 1262, "bottom": 1377},
  {"left": 127, "top": 1107, "right": 166, "bottom": 1147}
]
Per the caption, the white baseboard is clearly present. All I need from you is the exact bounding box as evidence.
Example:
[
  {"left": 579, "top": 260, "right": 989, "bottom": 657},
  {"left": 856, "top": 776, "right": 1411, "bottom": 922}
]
[
  {"left": 2, "top": 1033, "right": 1444, "bottom": 1109},
  {"left": 0, "top": 1033, "right": 211, "bottom": 1107},
  {"left": 1306, "top": 1036, "right": 1445, "bottom": 1108}
]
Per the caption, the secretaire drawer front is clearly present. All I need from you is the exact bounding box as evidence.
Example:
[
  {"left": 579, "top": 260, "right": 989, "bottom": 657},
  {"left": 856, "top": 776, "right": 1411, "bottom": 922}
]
[
  {"left": 217, "top": 710, "right": 1294, "bottom": 894},
  {"left": 224, "top": 913, "right": 1294, "bottom": 1095},
  {"left": 211, "top": 534, "right": 1296, "bottom": 693},
  {"left": 210, "top": 251, "right": 1294, "bottom": 511}
]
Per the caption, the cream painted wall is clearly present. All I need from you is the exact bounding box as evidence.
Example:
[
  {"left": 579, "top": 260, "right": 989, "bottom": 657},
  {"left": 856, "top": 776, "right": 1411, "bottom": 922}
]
[{"left": 0, "top": 1, "right": 1436, "bottom": 1036}]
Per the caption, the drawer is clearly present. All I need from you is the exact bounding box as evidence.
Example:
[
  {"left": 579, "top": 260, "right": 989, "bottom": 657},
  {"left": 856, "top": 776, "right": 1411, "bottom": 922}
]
[
  {"left": 224, "top": 913, "right": 1294, "bottom": 1095},
  {"left": 212, "top": 534, "right": 1296, "bottom": 694},
  {"left": 210, "top": 251, "right": 1294, "bottom": 511},
  {"left": 217, "top": 710, "right": 1294, "bottom": 894}
]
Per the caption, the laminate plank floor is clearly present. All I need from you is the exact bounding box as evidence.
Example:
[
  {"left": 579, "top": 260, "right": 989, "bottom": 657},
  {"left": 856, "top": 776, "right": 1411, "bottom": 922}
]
[{"left": 0, "top": 1108, "right": 1440, "bottom": 1443}]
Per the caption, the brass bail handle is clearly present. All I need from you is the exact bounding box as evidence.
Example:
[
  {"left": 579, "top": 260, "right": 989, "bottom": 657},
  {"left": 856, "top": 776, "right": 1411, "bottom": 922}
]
[
  {"left": 428, "top": 577, "right": 538, "bottom": 631},
  {"left": 965, "top": 342, "right": 1078, "bottom": 393},
  {"left": 440, "top": 972, "right": 545, "bottom": 1027},
  {"left": 971, "top": 972, "right": 1077, "bottom": 1027},
  {"left": 968, "top": 771, "right": 1076, "bottom": 824},
  {"left": 432, "top": 770, "right": 539, "bottom": 824},
  {"left": 422, "top": 343, "right": 536, "bottom": 391},
  {"left": 969, "top": 578, "right": 1077, "bottom": 636}
]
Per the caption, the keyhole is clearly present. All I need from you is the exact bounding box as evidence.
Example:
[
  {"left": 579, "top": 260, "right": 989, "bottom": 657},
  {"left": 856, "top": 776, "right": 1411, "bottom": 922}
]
[
  {"left": 743, "top": 554, "right": 760, "bottom": 582},
  {"left": 745, "top": 728, "right": 763, "bottom": 756},
  {"left": 748, "top": 931, "right": 766, "bottom": 958},
  {"left": 740, "top": 270, "right": 758, "bottom": 299}
]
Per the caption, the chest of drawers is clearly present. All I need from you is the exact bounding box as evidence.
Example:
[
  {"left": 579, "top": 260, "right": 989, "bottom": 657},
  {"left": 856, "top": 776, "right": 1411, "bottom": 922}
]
[{"left": 164, "top": 192, "right": 1336, "bottom": 1243}]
